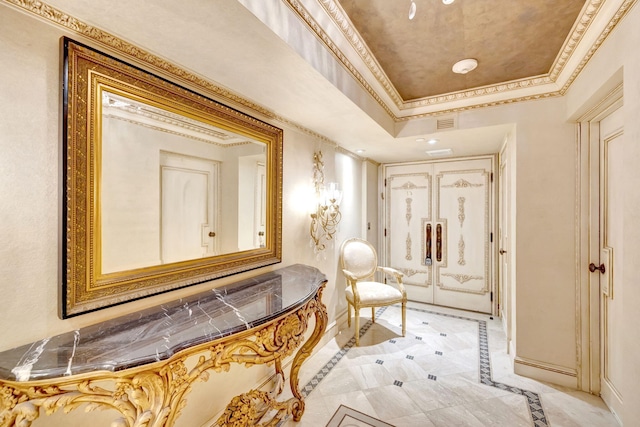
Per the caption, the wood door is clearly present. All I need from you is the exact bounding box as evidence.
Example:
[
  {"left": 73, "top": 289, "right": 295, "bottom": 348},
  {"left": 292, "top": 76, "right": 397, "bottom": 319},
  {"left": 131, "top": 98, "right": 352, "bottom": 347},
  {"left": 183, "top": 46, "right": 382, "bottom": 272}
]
[
  {"left": 160, "top": 152, "right": 218, "bottom": 264},
  {"left": 595, "top": 105, "right": 624, "bottom": 418},
  {"left": 385, "top": 163, "right": 434, "bottom": 303},
  {"left": 384, "top": 157, "right": 494, "bottom": 313},
  {"left": 432, "top": 158, "right": 493, "bottom": 313}
]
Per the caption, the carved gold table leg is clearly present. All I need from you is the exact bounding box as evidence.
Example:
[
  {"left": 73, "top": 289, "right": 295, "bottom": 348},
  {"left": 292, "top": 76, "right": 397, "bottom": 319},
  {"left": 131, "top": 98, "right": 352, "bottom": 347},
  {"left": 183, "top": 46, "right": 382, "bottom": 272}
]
[
  {"left": 288, "top": 290, "right": 328, "bottom": 421},
  {"left": 215, "top": 285, "right": 328, "bottom": 426}
]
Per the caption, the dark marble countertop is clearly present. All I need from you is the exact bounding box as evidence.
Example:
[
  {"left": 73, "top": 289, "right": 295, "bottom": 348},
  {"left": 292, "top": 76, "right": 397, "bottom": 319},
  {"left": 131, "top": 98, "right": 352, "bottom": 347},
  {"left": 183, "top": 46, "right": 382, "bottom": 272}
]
[{"left": 0, "top": 264, "right": 327, "bottom": 382}]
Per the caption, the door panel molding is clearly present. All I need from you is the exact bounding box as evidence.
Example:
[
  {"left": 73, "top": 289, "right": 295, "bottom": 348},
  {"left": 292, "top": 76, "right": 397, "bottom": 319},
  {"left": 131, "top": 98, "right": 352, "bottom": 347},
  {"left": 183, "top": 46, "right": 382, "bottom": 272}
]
[
  {"left": 435, "top": 167, "right": 491, "bottom": 299},
  {"left": 383, "top": 156, "right": 495, "bottom": 313},
  {"left": 386, "top": 171, "right": 433, "bottom": 290}
]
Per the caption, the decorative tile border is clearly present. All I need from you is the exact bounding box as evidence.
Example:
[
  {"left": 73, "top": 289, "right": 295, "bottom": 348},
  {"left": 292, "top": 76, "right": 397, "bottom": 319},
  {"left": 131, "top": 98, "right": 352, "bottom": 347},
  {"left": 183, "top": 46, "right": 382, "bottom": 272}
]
[
  {"left": 407, "top": 306, "right": 549, "bottom": 426},
  {"left": 325, "top": 404, "right": 394, "bottom": 427},
  {"left": 300, "top": 305, "right": 549, "bottom": 426}
]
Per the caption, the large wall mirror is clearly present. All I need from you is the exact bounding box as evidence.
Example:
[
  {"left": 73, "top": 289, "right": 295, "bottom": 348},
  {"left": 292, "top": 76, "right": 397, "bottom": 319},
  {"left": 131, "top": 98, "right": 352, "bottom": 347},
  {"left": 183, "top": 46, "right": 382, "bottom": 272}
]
[{"left": 61, "top": 38, "right": 282, "bottom": 318}]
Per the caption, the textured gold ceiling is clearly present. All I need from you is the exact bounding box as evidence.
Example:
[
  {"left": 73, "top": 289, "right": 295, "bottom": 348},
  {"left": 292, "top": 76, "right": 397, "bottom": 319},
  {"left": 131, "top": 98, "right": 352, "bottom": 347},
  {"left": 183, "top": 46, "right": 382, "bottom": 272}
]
[{"left": 338, "top": 0, "right": 587, "bottom": 101}]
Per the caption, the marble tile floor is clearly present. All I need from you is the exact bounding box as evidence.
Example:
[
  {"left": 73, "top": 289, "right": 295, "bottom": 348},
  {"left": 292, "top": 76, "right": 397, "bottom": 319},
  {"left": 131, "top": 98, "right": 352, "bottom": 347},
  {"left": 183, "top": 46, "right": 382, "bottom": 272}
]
[{"left": 280, "top": 302, "right": 619, "bottom": 427}]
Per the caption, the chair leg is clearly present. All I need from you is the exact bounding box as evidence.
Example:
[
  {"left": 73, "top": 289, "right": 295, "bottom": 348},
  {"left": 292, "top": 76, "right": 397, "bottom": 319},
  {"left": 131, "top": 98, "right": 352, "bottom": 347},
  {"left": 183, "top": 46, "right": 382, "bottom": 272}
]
[
  {"left": 371, "top": 307, "right": 375, "bottom": 323},
  {"left": 355, "top": 309, "right": 360, "bottom": 346},
  {"left": 402, "top": 301, "right": 406, "bottom": 337},
  {"left": 347, "top": 303, "right": 352, "bottom": 328}
]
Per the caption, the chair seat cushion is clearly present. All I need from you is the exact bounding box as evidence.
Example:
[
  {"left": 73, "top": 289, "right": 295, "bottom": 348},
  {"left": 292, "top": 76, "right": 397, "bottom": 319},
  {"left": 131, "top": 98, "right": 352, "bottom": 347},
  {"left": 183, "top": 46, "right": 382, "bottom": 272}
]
[{"left": 346, "top": 281, "right": 403, "bottom": 305}]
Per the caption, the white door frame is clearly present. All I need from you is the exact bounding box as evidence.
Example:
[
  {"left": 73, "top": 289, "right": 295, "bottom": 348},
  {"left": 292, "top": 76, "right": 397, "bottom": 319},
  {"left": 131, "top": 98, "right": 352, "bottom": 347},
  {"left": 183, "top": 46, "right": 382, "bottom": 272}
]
[
  {"left": 498, "top": 141, "right": 512, "bottom": 352},
  {"left": 576, "top": 83, "right": 623, "bottom": 393}
]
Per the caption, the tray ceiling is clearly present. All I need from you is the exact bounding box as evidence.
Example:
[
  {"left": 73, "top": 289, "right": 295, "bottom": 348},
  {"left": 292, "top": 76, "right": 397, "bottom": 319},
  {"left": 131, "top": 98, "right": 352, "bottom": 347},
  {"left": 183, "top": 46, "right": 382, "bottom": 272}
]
[{"left": 338, "top": 0, "right": 587, "bottom": 101}]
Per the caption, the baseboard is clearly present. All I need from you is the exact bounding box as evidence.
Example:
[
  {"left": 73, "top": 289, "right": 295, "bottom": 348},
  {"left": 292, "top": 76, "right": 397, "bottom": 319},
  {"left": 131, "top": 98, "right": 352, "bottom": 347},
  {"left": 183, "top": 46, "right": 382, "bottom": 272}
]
[
  {"left": 514, "top": 356, "right": 578, "bottom": 389},
  {"left": 202, "top": 309, "right": 349, "bottom": 427}
]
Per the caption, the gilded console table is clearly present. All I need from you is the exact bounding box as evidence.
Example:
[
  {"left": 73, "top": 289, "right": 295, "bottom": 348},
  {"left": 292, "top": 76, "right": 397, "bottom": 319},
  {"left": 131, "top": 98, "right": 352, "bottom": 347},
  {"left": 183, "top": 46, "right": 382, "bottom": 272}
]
[{"left": 0, "top": 264, "right": 327, "bottom": 427}]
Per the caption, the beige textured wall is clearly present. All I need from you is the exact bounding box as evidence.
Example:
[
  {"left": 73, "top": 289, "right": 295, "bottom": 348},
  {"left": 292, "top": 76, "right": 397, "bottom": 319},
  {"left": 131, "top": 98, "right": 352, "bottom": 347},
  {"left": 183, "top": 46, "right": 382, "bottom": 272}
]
[
  {"left": 565, "top": 4, "right": 640, "bottom": 425},
  {"left": 457, "top": 97, "right": 578, "bottom": 377},
  {"left": 0, "top": 5, "right": 366, "bottom": 426},
  {"left": 2, "top": 0, "right": 640, "bottom": 426}
]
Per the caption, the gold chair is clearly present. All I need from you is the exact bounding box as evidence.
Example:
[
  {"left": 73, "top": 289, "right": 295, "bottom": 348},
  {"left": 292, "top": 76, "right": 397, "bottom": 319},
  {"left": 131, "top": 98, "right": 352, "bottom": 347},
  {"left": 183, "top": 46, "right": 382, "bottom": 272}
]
[{"left": 339, "top": 238, "right": 407, "bottom": 346}]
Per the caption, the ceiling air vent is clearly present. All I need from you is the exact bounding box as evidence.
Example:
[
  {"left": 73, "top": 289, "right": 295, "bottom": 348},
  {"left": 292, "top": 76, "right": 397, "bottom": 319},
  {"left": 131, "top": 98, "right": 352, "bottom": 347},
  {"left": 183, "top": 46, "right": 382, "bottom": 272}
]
[
  {"left": 436, "top": 116, "right": 456, "bottom": 130},
  {"left": 426, "top": 148, "right": 453, "bottom": 157}
]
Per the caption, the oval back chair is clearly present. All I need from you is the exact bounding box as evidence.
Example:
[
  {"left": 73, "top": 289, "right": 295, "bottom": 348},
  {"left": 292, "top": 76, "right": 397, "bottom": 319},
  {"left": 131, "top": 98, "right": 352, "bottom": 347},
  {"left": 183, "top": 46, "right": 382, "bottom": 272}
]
[{"left": 338, "top": 238, "right": 406, "bottom": 346}]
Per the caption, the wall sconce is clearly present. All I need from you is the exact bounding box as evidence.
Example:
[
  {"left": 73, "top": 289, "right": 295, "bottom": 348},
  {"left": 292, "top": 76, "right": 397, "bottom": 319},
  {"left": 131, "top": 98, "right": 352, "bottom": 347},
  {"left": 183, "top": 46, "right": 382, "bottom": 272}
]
[{"left": 310, "top": 151, "right": 342, "bottom": 252}]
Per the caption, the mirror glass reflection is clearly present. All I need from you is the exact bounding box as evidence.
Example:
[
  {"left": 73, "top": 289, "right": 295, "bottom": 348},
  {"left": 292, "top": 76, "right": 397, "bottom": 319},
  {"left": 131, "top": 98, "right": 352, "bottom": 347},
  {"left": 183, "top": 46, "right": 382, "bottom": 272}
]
[
  {"left": 100, "top": 91, "right": 267, "bottom": 274},
  {"left": 62, "top": 38, "right": 282, "bottom": 317}
]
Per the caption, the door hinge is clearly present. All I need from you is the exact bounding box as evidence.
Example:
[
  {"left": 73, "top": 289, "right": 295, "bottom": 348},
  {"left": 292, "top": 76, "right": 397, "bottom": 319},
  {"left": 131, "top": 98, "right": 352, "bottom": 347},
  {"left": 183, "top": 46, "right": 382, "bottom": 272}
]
[
  {"left": 491, "top": 172, "right": 494, "bottom": 182},
  {"left": 381, "top": 192, "right": 384, "bottom": 200},
  {"left": 384, "top": 228, "right": 387, "bottom": 237},
  {"left": 490, "top": 291, "right": 494, "bottom": 302},
  {"left": 490, "top": 232, "right": 493, "bottom": 242},
  {"left": 384, "top": 178, "right": 387, "bottom": 186}
]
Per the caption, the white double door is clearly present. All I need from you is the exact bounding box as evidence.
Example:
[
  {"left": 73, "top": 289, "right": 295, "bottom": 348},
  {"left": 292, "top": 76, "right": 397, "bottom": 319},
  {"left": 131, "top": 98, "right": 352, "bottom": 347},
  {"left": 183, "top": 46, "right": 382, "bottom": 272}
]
[{"left": 383, "top": 156, "right": 495, "bottom": 313}]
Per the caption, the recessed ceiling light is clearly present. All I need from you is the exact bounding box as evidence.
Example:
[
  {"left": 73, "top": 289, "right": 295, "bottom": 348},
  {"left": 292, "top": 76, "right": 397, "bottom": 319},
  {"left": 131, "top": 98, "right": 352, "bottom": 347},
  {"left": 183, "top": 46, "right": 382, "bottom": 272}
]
[
  {"left": 426, "top": 148, "right": 453, "bottom": 157},
  {"left": 452, "top": 58, "right": 478, "bottom": 74},
  {"left": 428, "top": 138, "right": 439, "bottom": 145},
  {"left": 415, "top": 137, "right": 426, "bottom": 142},
  {"left": 443, "top": 0, "right": 455, "bottom": 4},
  {"left": 356, "top": 149, "right": 365, "bottom": 154}
]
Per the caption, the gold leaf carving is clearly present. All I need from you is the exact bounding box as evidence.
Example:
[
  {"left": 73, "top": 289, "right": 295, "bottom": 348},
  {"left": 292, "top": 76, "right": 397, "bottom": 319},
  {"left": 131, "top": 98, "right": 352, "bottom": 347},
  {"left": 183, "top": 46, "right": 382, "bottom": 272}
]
[
  {"left": 458, "top": 235, "right": 466, "bottom": 266},
  {"left": 405, "top": 198, "right": 412, "bottom": 226},
  {"left": 0, "top": 290, "right": 328, "bottom": 427},
  {"left": 458, "top": 197, "right": 466, "bottom": 227},
  {"left": 391, "top": 181, "right": 427, "bottom": 190},
  {"left": 441, "top": 273, "right": 483, "bottom": 285},
  {"left": 442, "top": 179, "right": 483, "bottom": 188}
]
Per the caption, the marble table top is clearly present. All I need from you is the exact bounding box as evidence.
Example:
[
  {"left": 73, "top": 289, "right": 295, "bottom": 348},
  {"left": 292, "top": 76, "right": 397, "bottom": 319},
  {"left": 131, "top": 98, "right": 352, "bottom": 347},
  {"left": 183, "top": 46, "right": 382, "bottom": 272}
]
[{"left": 0, "top": 264, "right": 327, "bottom": 382}]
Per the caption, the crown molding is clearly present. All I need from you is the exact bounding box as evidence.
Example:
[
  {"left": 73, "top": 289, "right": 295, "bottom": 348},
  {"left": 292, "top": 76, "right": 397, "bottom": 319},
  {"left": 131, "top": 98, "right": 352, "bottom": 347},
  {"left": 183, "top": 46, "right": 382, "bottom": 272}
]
[
  {"left": 1, "top": 0, "right": 367, "bottom": 160},
  {"left": 558, "top": 0, "right": 637, "bottom": 95},
  {"left": 292, "top": 0, "right": 634, "bottom": 120},
  {"left": 3, "top": 0, "right": 277, "bottom": 122},
  {"left": 5, "top": 0, "right": 635, "bottom": 156}
]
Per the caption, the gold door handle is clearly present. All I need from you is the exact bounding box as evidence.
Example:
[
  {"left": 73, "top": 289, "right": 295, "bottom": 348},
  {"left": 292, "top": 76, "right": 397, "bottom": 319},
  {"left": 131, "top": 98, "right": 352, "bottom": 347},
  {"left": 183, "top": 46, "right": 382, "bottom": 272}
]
[
  {"left": 499, "top": 249, "right": 507, "bottom": 255},
  {"left": 436, "top": 224, "right": 442, "bottom": 262},
  {"left": 208, "top": 232, "right": 216, "bottom": 237},
  {"left": 589, "top": 263, "right": 605, "bottom": 274},
  {"left": 425, "top": 224, "right": 432, "bottom": 265}
]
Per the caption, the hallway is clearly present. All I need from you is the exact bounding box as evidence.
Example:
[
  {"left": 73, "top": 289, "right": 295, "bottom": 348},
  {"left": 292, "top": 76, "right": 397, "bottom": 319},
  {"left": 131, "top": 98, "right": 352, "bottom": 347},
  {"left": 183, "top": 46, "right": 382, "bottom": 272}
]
[{"left": 282, "top": 303, "right": 618, "bottom": 426}]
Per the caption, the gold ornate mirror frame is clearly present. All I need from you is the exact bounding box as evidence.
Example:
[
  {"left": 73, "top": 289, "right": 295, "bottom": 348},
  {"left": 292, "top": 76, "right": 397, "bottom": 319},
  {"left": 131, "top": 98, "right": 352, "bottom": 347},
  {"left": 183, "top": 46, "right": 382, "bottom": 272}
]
[{"left": 61, "top": 38, "right": 283, "bottom": 318}]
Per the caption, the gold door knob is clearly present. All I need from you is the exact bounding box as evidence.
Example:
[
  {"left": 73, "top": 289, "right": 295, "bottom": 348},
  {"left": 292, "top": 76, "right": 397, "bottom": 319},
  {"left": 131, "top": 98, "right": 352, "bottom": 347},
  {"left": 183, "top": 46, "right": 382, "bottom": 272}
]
[
  {"left": 499, "top": 249, "right": 507, "bottom": 255},
  {"left": 208, "top": 232, "right": 216, "bottom": 237}
]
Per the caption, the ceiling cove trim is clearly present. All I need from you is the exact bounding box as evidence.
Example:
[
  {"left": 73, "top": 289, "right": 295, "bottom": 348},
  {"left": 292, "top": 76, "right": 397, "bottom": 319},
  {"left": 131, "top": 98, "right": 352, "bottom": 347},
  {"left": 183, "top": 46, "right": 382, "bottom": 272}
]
[
  {"left": 558, "top": 0, "right": 637, "bottom": 95},
  {"left": 302, "top": 0, "right": 628, "bottom": 119},
  {"left": 281, "top": 0, "right": 398, "bottom": 120},
  {"left": 549, "top": 0, "right": 605, "bottom": 82},
  {"left": 2, "top": 0, "right": 278, "bottom": 122},
  {"left": 2, "top": 0, "right": 365, "bottom": 160},
  {"left": 398, "top": 0, "right": 637, "bottom": 121},
  {"left": 313, "top": 0, "right": 404, "bottom": 110}
]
